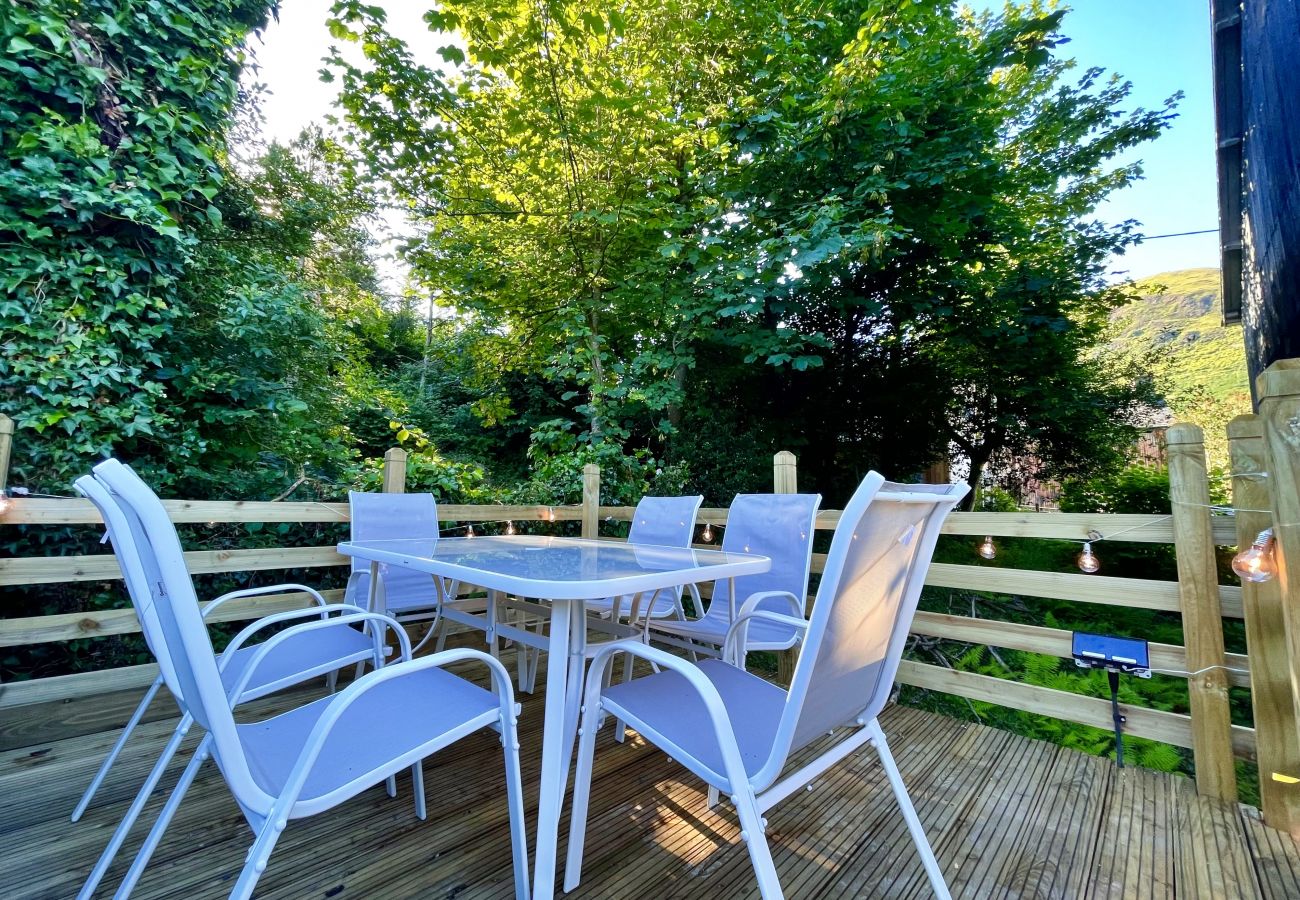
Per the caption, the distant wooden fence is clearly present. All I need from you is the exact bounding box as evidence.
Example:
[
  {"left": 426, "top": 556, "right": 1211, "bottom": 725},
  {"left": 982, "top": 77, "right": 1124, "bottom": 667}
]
[{"left": 3, "top": 361, "right": 1300, "bottom": 838}]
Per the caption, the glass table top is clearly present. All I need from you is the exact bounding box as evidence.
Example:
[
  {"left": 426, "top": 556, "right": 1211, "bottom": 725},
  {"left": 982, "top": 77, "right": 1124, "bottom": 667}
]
[{"left": 337, "top": 535, "right": 770, "bottom": 599}]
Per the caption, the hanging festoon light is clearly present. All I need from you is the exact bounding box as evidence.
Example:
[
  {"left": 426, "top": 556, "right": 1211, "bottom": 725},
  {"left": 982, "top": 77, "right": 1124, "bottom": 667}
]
[
  {"left": 1232, "top": 528, "right": 1277, "bottom": 583},
  {"left": 978, "top": 536, "right": 997, "bottom": 560},
  {"left": 0, "top": 488, "right": 11, "bottom": 518},
  {"left": 466, "top": 523, "right": 476, "bottom": 539},
  {"left": 505, "top": 520, "right": 516, "bottom": 536},
  {"left": 1077, "top": 542, "right": 1101, "bottom": 574},
  {"left": 700, "top": 522, "right": 714, "bottom": 544}
]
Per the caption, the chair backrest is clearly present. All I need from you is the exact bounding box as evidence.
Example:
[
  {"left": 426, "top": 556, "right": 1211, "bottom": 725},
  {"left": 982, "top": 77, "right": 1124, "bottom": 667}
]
[
  {"left": 773, "top": 474, "right": 967, "bottom": 767},
  {"left": 627, "top": 495, "right": 704, "bottom": 548},
  {"left": 75, "top": 473, "right": 184, "bottom": 702},
  {"left": 347, "top": 491, "right": 443, "bottom": 603},
  {"left": 94, "top": 459, "right": 275, "bottom": 816},
  {"left": 713, "top": 493, "right": 822, "bottom": 615}
]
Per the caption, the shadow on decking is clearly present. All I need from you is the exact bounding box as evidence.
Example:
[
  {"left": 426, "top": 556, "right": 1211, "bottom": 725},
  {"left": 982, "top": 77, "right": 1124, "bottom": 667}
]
[{"left": 2, "top": 655, "right": 1299, "bottom": 900}]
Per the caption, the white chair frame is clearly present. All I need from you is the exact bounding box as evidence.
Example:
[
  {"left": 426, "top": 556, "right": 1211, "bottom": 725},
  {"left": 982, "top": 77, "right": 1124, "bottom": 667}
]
[{"left": 565, "top": 474, "right": 968, "bottom": 900}]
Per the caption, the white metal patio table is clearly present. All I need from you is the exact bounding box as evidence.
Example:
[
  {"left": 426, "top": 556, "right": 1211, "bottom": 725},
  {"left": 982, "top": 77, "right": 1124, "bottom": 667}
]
[{"left": 336, "top": 534, "right": 770, "bottom": 899}]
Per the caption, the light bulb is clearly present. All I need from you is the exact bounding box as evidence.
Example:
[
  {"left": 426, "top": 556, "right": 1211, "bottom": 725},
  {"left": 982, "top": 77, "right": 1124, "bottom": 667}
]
[
  {"left": 701, "top": 523, "right": 714, "bottom": 543},
  {"left": 547, "top": 506, "right": 557, "bottom": 523},
  {"left": 0, "top": 489, "right": 10, "bottom": 517},
  {"left": 1077, "top": 542, "right": 1100, "bottom": 574},
  {"left": 978, "top": 536, "right": 996, "bottom": 560},
  {"left": 1233, "top": 528, "right": 1276, "bottom": 583},
  {"left": 466, "top": 524, "right": 475, "bottom": 538},
  {"left": 505, "top": 520, "right": 516, "bottom": 536}
]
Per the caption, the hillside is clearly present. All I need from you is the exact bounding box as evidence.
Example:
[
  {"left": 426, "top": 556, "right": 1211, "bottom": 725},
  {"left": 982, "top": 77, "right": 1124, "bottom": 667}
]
[{"left": 1106, "top": 267, "right": 1251, "bottom": 466}]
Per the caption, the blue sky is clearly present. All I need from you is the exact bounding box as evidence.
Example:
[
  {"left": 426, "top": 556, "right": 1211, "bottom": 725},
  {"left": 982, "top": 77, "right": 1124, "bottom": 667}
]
[
  {"left": 969, "top": 0, "right": 1219, "bottom": 279},
  {"left": 249, "top": 1, "right": 1220, "bottom": 281}
]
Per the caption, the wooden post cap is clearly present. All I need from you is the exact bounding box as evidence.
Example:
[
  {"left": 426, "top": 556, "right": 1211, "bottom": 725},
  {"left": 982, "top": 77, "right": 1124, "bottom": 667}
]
[{"left": 1166, "top": 423, "right": 1206, "bottom": 446}]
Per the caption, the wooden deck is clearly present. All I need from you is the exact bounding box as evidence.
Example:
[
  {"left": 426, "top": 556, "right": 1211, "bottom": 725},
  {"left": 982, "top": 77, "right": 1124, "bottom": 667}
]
[{"left": 3, "top": 663, "right": 1299, "bottom": 900}]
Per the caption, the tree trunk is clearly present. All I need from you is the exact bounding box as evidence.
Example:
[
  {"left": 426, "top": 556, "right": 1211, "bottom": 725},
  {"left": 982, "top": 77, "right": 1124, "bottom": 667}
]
[
  {"left": 665, "top": 360, "right": 689, "bottom": 430},
  {"left": 418, "top": 296, "right": 434, "bottom": 396},
  {"left": 587, "top": 290, "right": 604, "bottom": 439},
  {"left": 964, "top": 447, "right": 992, "bottom": 511}
]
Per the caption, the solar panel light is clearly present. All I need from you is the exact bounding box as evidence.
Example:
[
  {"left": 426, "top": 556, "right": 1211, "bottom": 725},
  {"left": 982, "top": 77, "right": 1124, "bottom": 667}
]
[
  {"left": 1071, "top": 631, "right": 1151, "bottom": 769},
  {"left": 1071, "top": 632, "right": 1151, "bottom": 678}
]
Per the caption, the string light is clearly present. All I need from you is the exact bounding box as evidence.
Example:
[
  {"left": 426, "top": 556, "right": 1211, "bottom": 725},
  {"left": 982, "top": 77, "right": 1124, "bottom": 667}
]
[
  {"left": 978, "top": 536, "right": 996, "bottom": 560},
  {"left": 547, "top": 506, "right": 557, "bottom": 522},
  {"left": 466, "top": 523, "right": 475, "bottom": 539},
  {"left": 505, "top": 520, "right": 516, "bottom": 535},
  {"left": 0, "top": 488, "right": 11, "bottom": 517},
  {"left": 701, "top": 522, "right": 714, "bottom": 543},
  {"left": 1077, "top": 542, "right": 1101, "bottom": 574},
  {"left": 1232, "top": 528, "right": 1277, "bottom": 583}
]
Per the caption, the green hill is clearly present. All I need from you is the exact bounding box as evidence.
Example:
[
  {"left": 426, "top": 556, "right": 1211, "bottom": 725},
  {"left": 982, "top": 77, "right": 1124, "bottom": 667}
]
[{"left": 1106, "top": 267, "right": 1251, "bottom": 466}]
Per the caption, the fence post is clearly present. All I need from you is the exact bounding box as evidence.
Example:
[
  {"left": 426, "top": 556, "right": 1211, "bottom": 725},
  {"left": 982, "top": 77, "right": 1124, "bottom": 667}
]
[
  {"left": 1167, "top": 422, "right": 1237, "bottom": 801},
  {"left": 0, "top": 413, "right": 13, "bottom": 491},
  {"left": 1229, "top": 414, "right": 1300, "bottom": 835},
  {"left": 773, "top": 450, "right": 797, "bottom": 494},
  {"left": 582, "top": 463, "right": 600, "bottom": 539},
  {"left": 382, "top": 448, "right": 407, "bottom": 493},
  {"left": 1257, "top": 359, "right": 1300, "bottom": 765},
  {"left": 774, "top": 451, "right": 799, "bottom": 685}
]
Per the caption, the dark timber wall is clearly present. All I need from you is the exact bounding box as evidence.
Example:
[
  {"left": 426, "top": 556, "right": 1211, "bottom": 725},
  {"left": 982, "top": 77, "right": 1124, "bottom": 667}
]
[{"left": 1238, "top": 0, "right": 1300, "bottom": 396}]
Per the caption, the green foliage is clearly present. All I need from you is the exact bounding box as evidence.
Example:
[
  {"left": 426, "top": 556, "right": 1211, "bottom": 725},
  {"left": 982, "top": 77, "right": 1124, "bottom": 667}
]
[
  {"left": 1, "top": 0, "right": 275, "bottom": 490},
  {"left": 1060, "top": 463, "right": 1176, "bottom": 515},
  {"left": 1103, "top": 268, "right": 1252, "bottom": 469}
]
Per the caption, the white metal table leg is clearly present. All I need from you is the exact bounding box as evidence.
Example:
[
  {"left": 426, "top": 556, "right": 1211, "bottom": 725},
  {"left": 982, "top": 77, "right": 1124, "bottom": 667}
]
[{"left": 531, "top": 597, "right": 573, "bottom": 900}]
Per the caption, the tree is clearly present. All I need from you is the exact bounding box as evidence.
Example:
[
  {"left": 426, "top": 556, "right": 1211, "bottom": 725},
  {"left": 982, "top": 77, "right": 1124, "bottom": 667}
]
[
  {"left": 710, "top": 2, "right": 1175, "bottom": 501},
  {"left": 327, "top": 0, "right": 785, "bottom": 452}
]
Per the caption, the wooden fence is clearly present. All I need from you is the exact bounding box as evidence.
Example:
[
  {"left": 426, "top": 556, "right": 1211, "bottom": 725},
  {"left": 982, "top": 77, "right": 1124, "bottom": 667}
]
[{"left": 3, "top": 360, "right": 1300, "bottom": 837}]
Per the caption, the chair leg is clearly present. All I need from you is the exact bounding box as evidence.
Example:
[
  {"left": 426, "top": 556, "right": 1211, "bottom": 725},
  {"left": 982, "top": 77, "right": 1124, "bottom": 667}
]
[
  {"left": 111, "top": 736, "right": 211, "bottom": 900},
  {"left": 77, "top": 712, "right": 191, "bottom": 900},
  {"left": 325, "top": 669, "right": 338, "bottom": 693},
  {"left": 72, "top": 675, "right": 164, "bottom": 822},
  {"left": 386, "top": 774, "right": 398, "bottom": 797},
  {"left": 500, "top": 710, "right": 530, "bottom": 900},
  {"left": 228, "top": 815, "right": 288, "bottom": 900},
  {"left": 870, "top": 721, "right": 951, "bottom": 900},
  {"left": 707, "top": 785, "right": 721, "bottom": 809},
  {"left": 732, "top": 787, "right": 783, "bottom": 900},
  {"left": 412, "top": 762, "right": 427, "bottom": 820},
  {"left": 562, "top": 696, "right": 603, "bottom": 892}
]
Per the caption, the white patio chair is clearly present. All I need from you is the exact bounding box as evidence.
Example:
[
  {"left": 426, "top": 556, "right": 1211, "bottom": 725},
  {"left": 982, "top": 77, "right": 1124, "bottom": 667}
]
[
  {"left": 72, "top": 467, "right": 392, "bottom": 899},
  {"left": 566, "top": 474, "right": 968, "bottom": 900},
  {"left": 94, "top": 460, "right": 530, "bottom": 900},
  {"left": 346, "top": 491, "right": 483, "bottom": 653},
  {"left": 583, "top": 494, "right": 704, "bottom": 621},
  {"left": 509, "top": 494, "right": 704, "bottom": 693},
  {"left": 646, "top": 493, "right": 821, "bottom": 669}
]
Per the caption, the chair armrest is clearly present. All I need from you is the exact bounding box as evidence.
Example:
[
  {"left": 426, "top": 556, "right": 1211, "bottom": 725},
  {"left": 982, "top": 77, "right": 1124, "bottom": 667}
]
[
  {"left": 223, "top": 611, "right": 410, "bottom": 704},
  {"left": 736, "top": 590, "right": 804, "bottom": 620},
  {"left": 584, "top": 640, "right": 753, "bottom": 791},
  {"left": 218, "top": 604, "right": 374, "bottom": 664},
  {"left": 203, "top": 583, "right": 334, "bottom": 619},
  {"left": 723, "top": 608, "right": 809, "bottom": 668},
  {"left": 267, "top": 648, "right": 520, "bottom": 813}
]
